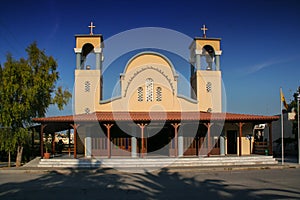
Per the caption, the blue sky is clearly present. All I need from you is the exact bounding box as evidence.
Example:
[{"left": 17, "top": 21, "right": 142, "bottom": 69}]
[{"left": 0, "top": 0, "right": 299, "bottom": 116}]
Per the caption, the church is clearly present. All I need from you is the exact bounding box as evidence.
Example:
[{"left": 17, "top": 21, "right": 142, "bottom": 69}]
[{"left": 33, "top": 24, "right": 279, "bottom": 159}]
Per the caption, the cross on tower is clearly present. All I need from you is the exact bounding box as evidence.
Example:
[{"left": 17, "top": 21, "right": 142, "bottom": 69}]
[
  {"left": 201, "top": 24, "right": 208, "bottom": 38},
  {"left": 88, "top": 22, "right": 96, "bottom": 35}
]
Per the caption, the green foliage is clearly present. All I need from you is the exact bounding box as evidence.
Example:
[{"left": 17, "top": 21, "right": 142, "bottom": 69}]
[
  {"left": 288, "top": 87, "right": 300, "bottom": 114},
  {"left": 287, "top": 87, "right": 300, "bottom": 138},
  {"left": 52, "top": 86, "right": 72, "bottom": 111},
  {"left": 0, "top": 42, "right": 72, "bottom": 161},
  {"left": 0, "top": 128, "right": 16, "bottom": 153},
  {"left": 44, "top": 134, "right": 52, "bottom": 153}
]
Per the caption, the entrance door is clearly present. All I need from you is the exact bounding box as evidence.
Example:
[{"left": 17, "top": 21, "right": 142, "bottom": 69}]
[
  {"left": 146, "top": 127, "right": 170, "bottom": 157},
  {"left": 227, "top": 130, "right": 237, "bottom": 154}
]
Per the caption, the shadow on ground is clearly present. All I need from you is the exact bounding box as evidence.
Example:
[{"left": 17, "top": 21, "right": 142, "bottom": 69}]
[{"left": 0, "top": 167, "right": 299, "bottom": 199}]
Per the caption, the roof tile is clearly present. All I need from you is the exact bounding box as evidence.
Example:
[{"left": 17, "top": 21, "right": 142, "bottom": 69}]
[{"left": 32, "top": 111, "right": 280, "bottom": 123}]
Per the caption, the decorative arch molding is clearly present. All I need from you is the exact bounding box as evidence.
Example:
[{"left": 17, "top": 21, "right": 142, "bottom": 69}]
[{"left": 123, "top": 65, "right": 176, "bottom": 97}]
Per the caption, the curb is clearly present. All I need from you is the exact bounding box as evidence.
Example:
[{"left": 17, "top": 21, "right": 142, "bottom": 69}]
[
  {"left": 0, "top": 164, "right": 299, "bottom": 174},
  {"left": 166, "top": 164, "right": 300, "bottom": 173}
]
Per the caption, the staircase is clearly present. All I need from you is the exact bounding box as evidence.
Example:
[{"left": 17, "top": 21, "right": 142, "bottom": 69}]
[
  {"left": 37, "top": 155, "right": 278, "bottom": 171},
  {"left": 254, "top": 142, "right": 269, "bottom": 155}
]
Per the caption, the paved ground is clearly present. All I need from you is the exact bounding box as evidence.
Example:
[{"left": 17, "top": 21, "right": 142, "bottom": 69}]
[{"left": 0, "top": 167, "right": 300, "bottom": 199}]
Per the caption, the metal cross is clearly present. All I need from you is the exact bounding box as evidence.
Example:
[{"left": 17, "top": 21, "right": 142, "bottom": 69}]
[
  {"left": 201, "top": 24, "right": 208, "bottom": 38},
  {"left": 88, "top": 22, "right": 96, "bottom": 35}
]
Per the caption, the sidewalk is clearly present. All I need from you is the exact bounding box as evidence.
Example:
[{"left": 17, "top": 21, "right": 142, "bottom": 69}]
[
  {"left": 0, "top": 162, "right": 15, "bottom": 168},
  {"left": 274, "top": 155, "right": 299, "bottom": 167}
]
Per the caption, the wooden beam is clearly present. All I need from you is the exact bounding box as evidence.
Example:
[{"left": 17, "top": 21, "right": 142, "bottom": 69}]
[
  {"left": 268, "top": 122, "right": 273, "bottom": 155},
  {"left": 40, "top": 124, "right": 47, "bottom": 158},
  {"left": 137, "top": 123, "right": 147, "bottom": 158},
  {"left": 104, "top": 124, "right": 114, "bottom": 158},
  {"left": 52, "top": 133, "right": 56, "bottom": 155},
  {"left": 70, "top": 124, "right": 80, "bottom": 159},
  {"left": 171, "top": 123, "right": 181, "bottom": 157},
  {"left": 31, "top": 131, "right": 34, "bottom": 150},
  {"left": 204, "top": 123, "right": 213, "bottom": 157},
  {"left": 238, "top": 122, "right": 245, "bottom": 156},
  {"left": 68, "top": 128, "right": 71, "bottom": 157}
]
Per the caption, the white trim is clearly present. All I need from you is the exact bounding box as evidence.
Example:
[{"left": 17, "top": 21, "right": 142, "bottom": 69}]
[
  {"left": 215, "top": 50, "right": 222, "bottom": 56},
  {"left": 177, "top": 95, "right": 198, "bottom": 104},
  {"left": 195, "top": 49, "right": 204, "bottom": 55},
  {"left": 100, "top": 96, "right": 122, "bottom": 104},
  {"left": 94, "top": 48, "right": 102, "bottom": 53},
  {"left": 74, "top": 48, "right": 82, "bottom": 53}
]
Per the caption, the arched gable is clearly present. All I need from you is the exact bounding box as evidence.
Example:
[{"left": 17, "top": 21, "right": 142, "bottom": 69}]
[
  {"left": 120, "top": 51, "right": 179, "bottom": 99},
  {"left": 123, "top": 51, "right": 178, "bottom": 78},
  {"left": 96, "top": 51, "right": 199, "bottom": 112}
]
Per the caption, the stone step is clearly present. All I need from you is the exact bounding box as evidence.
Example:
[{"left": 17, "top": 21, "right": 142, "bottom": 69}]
[
  {"left": 38, "top": 161, "right": 278, "bottom": 168},
  {"left": 39, "top": 158, "right": 277, "bottom": 164},
  {"left": 38, "top": 160, "right": 278, "bottom": 167},
  {"left": 38, "top": 156, "right": 278, "bottom": 168},
  {"left": 39, "top": 156, "right": 275, "bottom": 163}
]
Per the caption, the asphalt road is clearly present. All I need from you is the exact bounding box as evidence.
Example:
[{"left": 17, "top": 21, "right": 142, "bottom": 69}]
[{"left": 0, "top": 168, "right": 299, "bottom": 199}]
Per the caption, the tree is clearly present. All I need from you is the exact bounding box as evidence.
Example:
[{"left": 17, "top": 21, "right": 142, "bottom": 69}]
[
  {"left": 0, "top": 128, "right": 16, "bottom": 167},
  {"left": 0, "top": 42, "right": 72, "bottom": 167},
  {"left": 288, "top": 87, "right": 300, "bottom": 140}
]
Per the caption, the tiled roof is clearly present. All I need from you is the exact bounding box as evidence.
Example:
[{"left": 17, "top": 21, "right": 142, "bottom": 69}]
[{"left": 32, "top": 111, "right": 279, "bottom": 123}]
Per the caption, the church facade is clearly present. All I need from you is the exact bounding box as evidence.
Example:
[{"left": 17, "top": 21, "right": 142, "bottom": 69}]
[{"left": 34, "top": 25, "right": 279, "bottom": 159}]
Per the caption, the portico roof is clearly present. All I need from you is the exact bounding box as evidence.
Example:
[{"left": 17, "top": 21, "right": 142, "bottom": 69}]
[{"left": 32, "top": 111, "right": 279, "bottom": 123}]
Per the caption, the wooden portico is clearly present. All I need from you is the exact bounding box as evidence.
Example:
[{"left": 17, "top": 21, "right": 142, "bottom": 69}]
[{"left": 33, "top": 112, "right": 279, "bottom": 159}]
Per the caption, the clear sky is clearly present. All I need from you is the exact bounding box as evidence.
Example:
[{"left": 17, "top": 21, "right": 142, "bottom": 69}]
[{"left": 0, "top": 0, "right": 299, "bottom": 116}]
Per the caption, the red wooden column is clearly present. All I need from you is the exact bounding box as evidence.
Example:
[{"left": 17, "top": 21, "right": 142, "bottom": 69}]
[
  {"left": 204, "top": 123, "right": 213, "bottom": 156},
  {"left": 52, "top": 133, "right": 56, "bottom": 155},
  {"left": 104, "top": 124, "right": 114, "bottom": 158},
  {"left": 40, "top": 124, "right": 47, "bottom": 158},
  {"left": 68, "top": 128, "right": 71, "bottom": 156},
  {"left": 70, "top": 124, "right": 80, "bottom": 159},
  {"left": 268, "top": 122, "right": 273, "bottom": 155},
  {"left": 238, "top": 122, "right": 245, "bottom": 156},
  {"left": 138, "top": 123, "right": 147, "bottom": 158},
  {"left": 31, "top": 130, "right": 34, "bottom": 150},
  {"left": 171, "top": 123, "right": 181, "bottom": 157}
]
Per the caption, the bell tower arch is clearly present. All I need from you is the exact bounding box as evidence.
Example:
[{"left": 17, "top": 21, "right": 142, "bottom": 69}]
[
  {"left": 189, "top": 25, "right": 222, "bottom": 112},
  {"left": 74, "top": 22, "right": 104, "bottom": 114}
]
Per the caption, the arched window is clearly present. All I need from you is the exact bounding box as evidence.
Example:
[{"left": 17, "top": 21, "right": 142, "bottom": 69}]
[
  {"left": 146, "top": 78, "right": 154, "bottom": 102},
  {"left": 137, "top": 87, "right": 143, "bottom": 102},
  {"left": 156, "top": 87, "right": 162, "bottom": 101}
]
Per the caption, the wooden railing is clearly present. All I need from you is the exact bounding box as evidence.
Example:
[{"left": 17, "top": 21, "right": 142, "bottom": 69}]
[{"left": 254, "top": 142, "right": 268, "bottom": 155}]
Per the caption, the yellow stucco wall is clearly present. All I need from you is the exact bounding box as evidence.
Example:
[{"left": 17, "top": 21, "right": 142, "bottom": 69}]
[
  {"left": 224, "top": 123, "right": 254, "bottom": 155},
  {"left": 74, "top": 52, "right": 223, "bottom": 114},
  {"left": 95, "top": 53, "right": 199, "bottom": 112},
  {"left": 237, "top": 137, "right": 254, "bottom": 155},
  {"left": 124, "top": 54, "right": 172, "bottom": 74},
  {"left": 195, "top": 39, "right": 221, "bottom": 52},
  {"left": 74, "top": 70, "right": 101, "bottom": 114},
  {"left": 76, "top": 36, "right": 102, "bottom": 49},
  {"left": 195, "top": 70, "right": 222, "bottom": 112}
]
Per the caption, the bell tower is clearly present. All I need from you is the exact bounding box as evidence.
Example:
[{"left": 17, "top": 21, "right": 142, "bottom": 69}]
[
  {"left": 74, "top": 22, "right": 104, "bottom": 114},
  {"left": 190, "top": 25, "right": 222, "bottom": 112}
]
